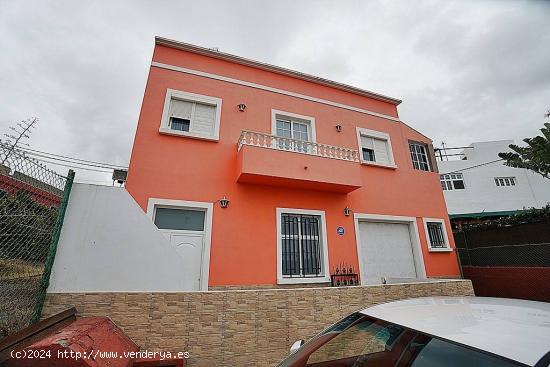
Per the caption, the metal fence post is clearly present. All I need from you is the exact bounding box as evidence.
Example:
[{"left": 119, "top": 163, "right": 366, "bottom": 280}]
[{"left": 31, "top": 170, "right": 75, "bottom": 323}]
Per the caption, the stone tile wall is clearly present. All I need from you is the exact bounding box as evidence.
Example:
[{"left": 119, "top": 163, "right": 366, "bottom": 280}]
[{"left": 43, "top": 280, "right": 474, "bottom": 367}]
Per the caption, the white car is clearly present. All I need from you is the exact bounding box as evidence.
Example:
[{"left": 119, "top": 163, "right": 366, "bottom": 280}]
[{"left": 278, "top": 296, "right": 550, "bottom": 367}]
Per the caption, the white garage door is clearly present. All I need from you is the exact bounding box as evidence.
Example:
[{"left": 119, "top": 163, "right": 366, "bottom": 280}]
[{"left": 358, "top": 221, "right": 417, "bottom": 284}]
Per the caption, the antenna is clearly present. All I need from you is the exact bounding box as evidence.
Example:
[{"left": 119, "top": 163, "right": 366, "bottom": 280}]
[
  {"left": 441, "top": 141, "right": 448, "bottom": 161},
  {"left": 1, "top": 117, "right": 39, "bottom": 165}
]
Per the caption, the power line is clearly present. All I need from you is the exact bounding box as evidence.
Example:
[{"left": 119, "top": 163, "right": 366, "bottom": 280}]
[
  {"left": 18, "top": 146, "right": 128, "bottom": 169},
  {"left": 22, "top": 150, "right": 126, "bottom": 170},
  {"left": 440, "top": 159, "right": 504, "bottom": 175},
  {"left": 32, "top": 156, "right": 114, "bottom": 173}
]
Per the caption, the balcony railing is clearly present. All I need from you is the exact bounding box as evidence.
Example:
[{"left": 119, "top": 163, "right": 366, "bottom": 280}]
[{"left": 237, "top": 130, "right": 359, "bottom": 162}]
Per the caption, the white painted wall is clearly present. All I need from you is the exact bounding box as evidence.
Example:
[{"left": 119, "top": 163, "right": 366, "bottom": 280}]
[
  {"left": 48, "top": 183, "right": 193, "bottom": 292},
  {"left": 439, "top": 140, "right": 550, "bottom": 215}
]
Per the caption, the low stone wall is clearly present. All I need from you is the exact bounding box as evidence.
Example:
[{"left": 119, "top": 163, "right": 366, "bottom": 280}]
[{"left": 43, "top": 280, "right": 473, "bottom": 367}]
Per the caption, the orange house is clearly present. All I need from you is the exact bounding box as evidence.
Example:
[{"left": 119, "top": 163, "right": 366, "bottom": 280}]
[{"left": 126, "top": 37, "right": 460, "bottom": 291}]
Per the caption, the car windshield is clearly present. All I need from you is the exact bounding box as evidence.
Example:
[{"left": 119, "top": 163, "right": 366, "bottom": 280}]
[{"left": 278, "top": 313, "right": 521, "bottom": 367}]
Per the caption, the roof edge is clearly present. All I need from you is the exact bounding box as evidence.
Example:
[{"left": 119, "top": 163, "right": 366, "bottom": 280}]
[{"left": 155, "top": 37, "right": 402, "bottom": 106}]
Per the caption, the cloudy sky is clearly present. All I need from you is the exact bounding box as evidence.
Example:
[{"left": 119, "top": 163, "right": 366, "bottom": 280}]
[{"left": 1, "top": 0, "right": 549, "bottom": 184}]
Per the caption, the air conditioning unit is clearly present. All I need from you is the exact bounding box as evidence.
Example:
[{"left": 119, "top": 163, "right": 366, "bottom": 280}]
[{"left": 112, "top": 169, "right": 128, "bottom": 185}]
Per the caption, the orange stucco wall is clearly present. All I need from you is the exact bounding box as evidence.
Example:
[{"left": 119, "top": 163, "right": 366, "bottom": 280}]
[{"left": 126, "top": 44, "right": 460, "bottom": 287}]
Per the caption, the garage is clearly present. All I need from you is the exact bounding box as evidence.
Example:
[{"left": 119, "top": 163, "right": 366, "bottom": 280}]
[{"left": 357, "top": 219, "right": 424, "bottom": 285}]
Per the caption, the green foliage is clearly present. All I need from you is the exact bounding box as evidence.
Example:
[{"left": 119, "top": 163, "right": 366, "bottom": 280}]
[
  {"left": 462, "top": 204, "right": 550, "bottom": 231},
  {"left": 498, "top": 122, "right": 550, "bottom": 179},
  {"left": 0, "top": 191, "right": 57, "bottom": 262}
]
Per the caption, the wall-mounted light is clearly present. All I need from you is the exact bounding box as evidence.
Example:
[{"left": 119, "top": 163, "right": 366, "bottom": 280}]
[
  {"left": 237, "top": 103, "right": 246, "bottom": 112},
  {"left": 219, "top": 196, "right": 229, "bottom": 208},
  {"left": 336, "top": 124, "right": 342, "bottom": 132},
  {"left": 343, "top": 206, "right": 351, "bottom": 216}
]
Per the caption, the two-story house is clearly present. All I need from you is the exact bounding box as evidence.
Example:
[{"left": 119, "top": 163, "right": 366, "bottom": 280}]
[{"left": 126, "top": 37, "right": 460, "bottom": 290}]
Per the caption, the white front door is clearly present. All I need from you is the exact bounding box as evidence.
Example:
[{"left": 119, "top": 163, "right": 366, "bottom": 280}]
[
  {"left": 168, "top": 232, "right": 204, "bottom": 290},
  {"left": 153, "top": 206, "right": 206, "bottom": 291},
  {"left": 358, "top": 221, "right": 417, "bottom": 285}
]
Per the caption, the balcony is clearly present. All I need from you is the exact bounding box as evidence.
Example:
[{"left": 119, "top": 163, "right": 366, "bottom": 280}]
[{"left": 236, "top": 131, "right": 362, "bottom": 193}]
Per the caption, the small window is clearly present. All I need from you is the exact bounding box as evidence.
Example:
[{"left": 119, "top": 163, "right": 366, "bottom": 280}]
[
  {"left": 362, "top": 147, "right": 376, "bottom": 162},
  {"left": 440, "top": 173, "right": 465, "bottom": 190},
  {"left": 425, "top": 221, "right": 449, "bottom": 250},
  {"left": 160, "top": 89, "right": 222, "bottom": 140},
  {"left": 170, "top": 117, "right": 190, "bottom": 132},
  {"left": 409, "top": 142, "right": 431, "bottom": 171},
  {"left": 495, "top": 177, "right": 516, "bottom": 187},
  {"left": 356, "top": 128, "right": 395, "bottom": 167},
  {"left": 154, "top": 207, "right": 205, "bottom": 231}
]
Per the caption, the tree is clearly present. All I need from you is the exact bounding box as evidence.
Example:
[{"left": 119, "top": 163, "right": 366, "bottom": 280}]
[{"left": 498, "top": 121, "right": 550, "bottom": 180}]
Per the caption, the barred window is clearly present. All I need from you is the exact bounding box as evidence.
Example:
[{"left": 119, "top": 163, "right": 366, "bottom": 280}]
[
  {"left": 281, "top": 213, "right": 323, "bottom": 278},
  {"left": 440, "top": 173, "right": 465, "bottom": 190},
  {"left": 426, "top": 222, "right": 447, "bottom": 249}
]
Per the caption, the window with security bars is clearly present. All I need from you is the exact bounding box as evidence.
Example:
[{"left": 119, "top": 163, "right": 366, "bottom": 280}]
[
  {"left": 495, "top": 177, "right": 516, "bottom": 187},
  {"left": 281, "top": 213, "right": 323, "bottom": 278},
  {"left": 440, "top": 173, "right": 465, "bottom": 190},
  {"left": 409, "top": 142, "right": 431, "bottom": 171},
  {"left": 426, "top": 222, "right": 448, "bottom": 249}
]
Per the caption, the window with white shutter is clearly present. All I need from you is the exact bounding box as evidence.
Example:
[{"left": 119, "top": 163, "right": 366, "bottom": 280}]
[
  {"left": 160, "top": 89, "right": 222, "bottom": 140},
  {"left": 356, "top": 128, "right": 396, "bottom": 168}
]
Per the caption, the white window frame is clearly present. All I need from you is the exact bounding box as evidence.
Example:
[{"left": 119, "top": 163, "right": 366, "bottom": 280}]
[
  {"left": 159, "top": 89, "right": 222, "bottom": 141},
  {"left": 440, "top": 173, "right": 466, "bottom": 190},
  {"left": 494, "top": 177, "right": 516, "bottom": 187},
  {"left": 422, "top": 218, "right": 452, "bottom": 252},
  {"left": 146, "top": 198, "right": 213, "bottom": 291},
  {"left": 409, "top": 141, "right": 432, "bottom": 172},
  {"left": 276, "top": 208, "right": 330, "bottom": 285},
  {"left": 353, "top": 213, "right": 427, "bottom": 285},
  {"left": 271, "top": 109, "right": 317, "bottom": 143},
  {"left": 355, "top": 128, "right": 397, "bottom": 168}
]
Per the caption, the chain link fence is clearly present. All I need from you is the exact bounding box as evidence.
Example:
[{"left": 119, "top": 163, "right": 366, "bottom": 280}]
[
  {"left": 0, "top": 142, "right": 74, "bottom": 338},
  {"left": 454, "top": 219, "right": 550, "bottom": 302}
]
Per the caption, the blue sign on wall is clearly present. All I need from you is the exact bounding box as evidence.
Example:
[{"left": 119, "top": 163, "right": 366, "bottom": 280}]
[{"left": 337, "top": 226, "right": 345, "bottom": 236}]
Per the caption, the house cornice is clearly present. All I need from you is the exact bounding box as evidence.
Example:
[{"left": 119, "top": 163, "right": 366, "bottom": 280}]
[{"left": 155, "top": 36, "right": 402, "bottom": 106}]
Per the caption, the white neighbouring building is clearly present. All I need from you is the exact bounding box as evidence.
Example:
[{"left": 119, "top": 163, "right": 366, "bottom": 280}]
[{"left": 438, "top": 140, "right": 550, "bottom": 228}]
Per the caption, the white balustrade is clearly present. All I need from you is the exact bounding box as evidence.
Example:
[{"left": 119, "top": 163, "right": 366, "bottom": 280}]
[{"left": 238, "top": 130, "right": 359, "bottom": 162}]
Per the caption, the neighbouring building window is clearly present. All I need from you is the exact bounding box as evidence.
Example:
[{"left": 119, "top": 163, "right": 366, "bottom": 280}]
[
  {"left": 280, "top": 213, "right": 323, "bottom": 278},
  {"left": 273, "top": 110, "right": 314, "bottom": 153},
  {"left": 160, "top": 89, "right": 222, "bottom": 140},
  {"left": 495, "top": 177, "right": 516, "bottom": 187},
  {"left": 356, "top": 128, "right": 395, "bottom": 167},
  {"left": 409, "top": 142, "right": 431, "bottom": 171},
  {"left": 423, "top": 219, "right": 450, "bottom": 251},
  {"left": 440, "top": 173, "right": 465, "bottom": 190}
]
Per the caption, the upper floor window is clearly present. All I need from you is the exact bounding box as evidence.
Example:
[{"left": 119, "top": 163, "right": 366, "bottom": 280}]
[
  {"left": 356, "top": 128, "right": 396, "bottom": 168},
  {"left": 409, "top": 142, "right": 432, "bottom": 171},
  {"left": 495, "top": 177, "right": 516, "bottom": 187},
  {"left": 440, "top": 173, "right": 465, "bottom": 190},
  {"left": 271, "top": 110, "right": 316, "bottom": 153},
  {"left": 159, "top": 89, "right": 222, "bottom": 141}
]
